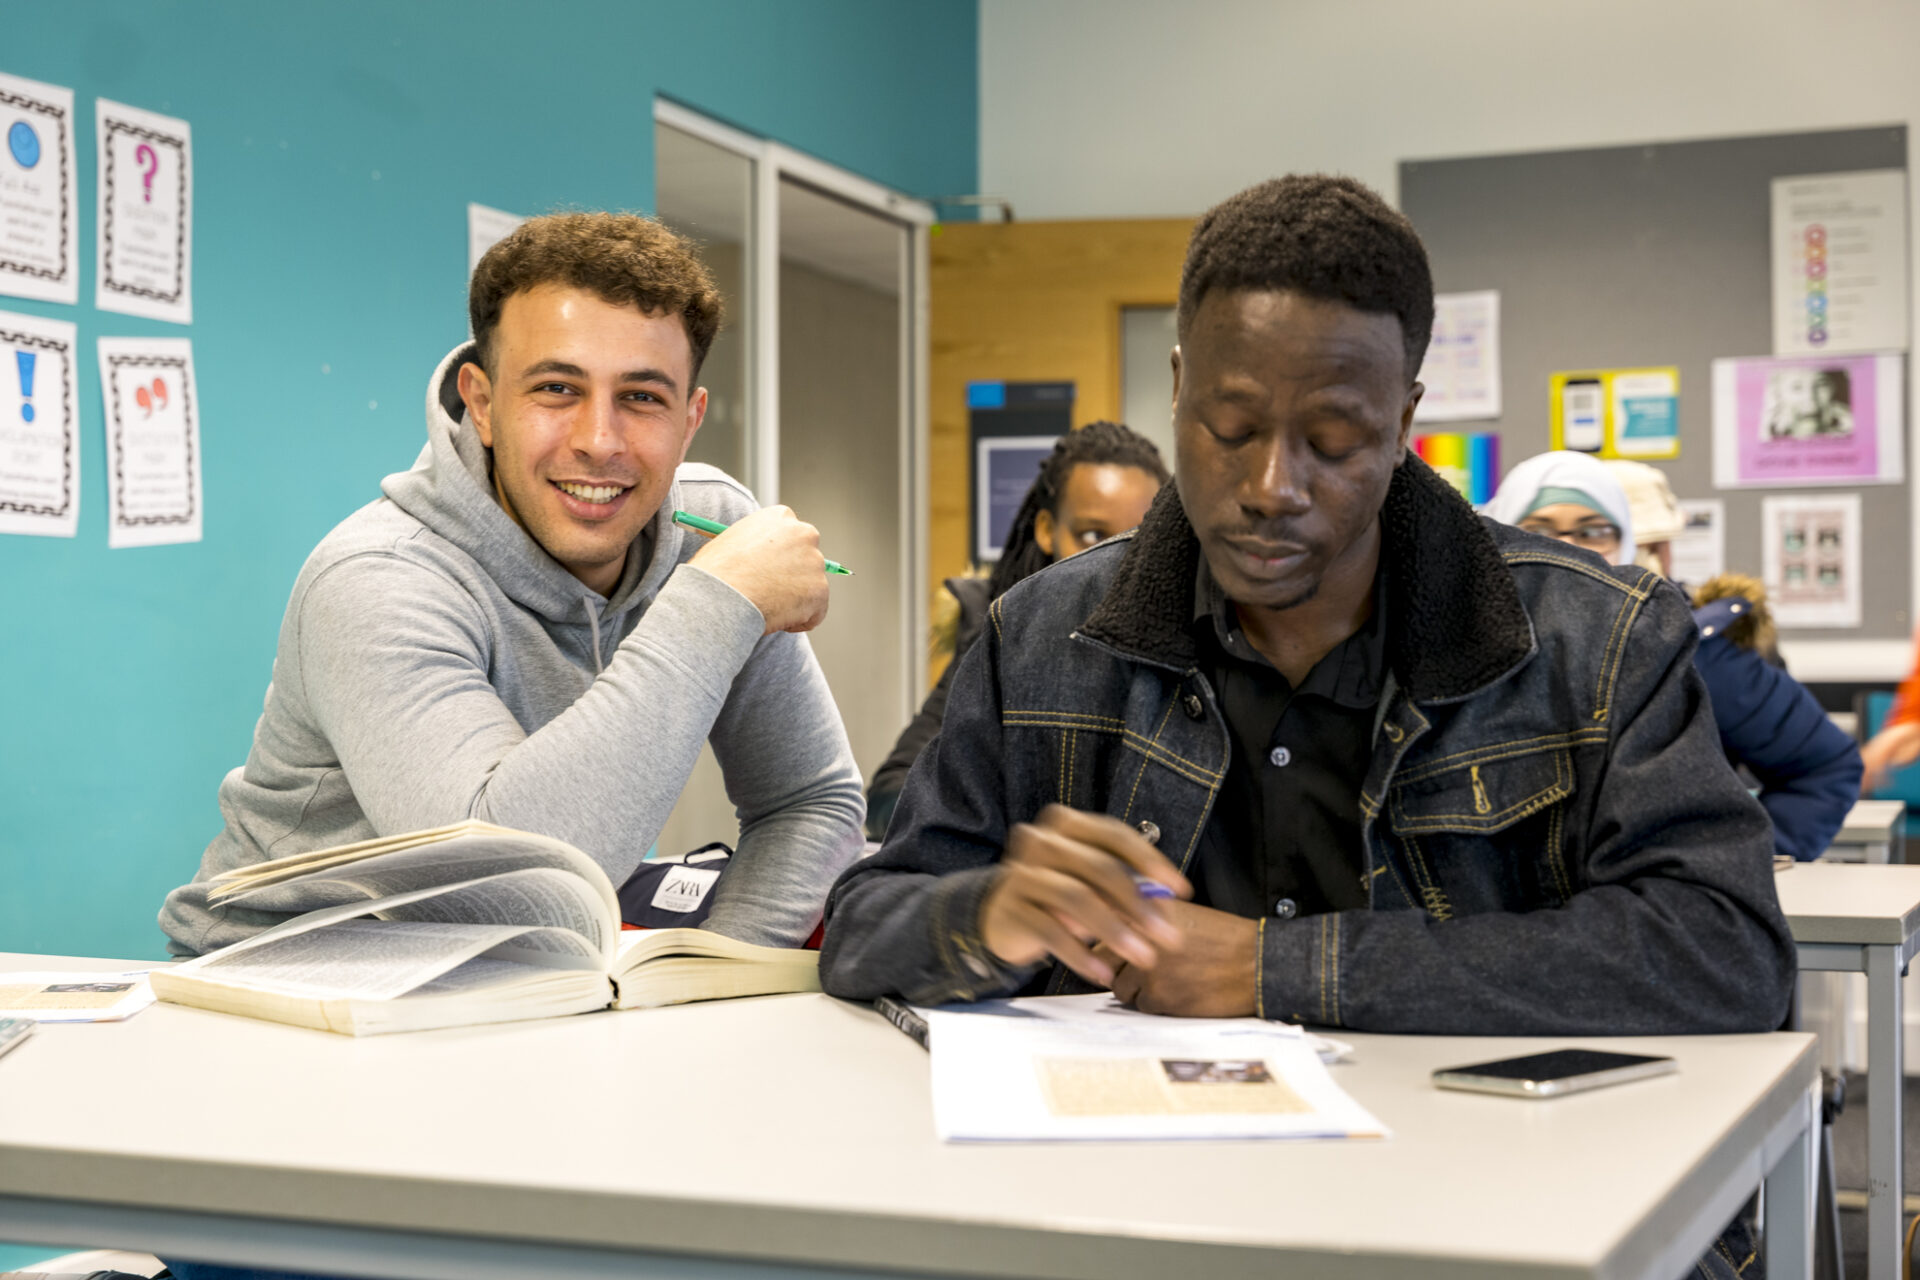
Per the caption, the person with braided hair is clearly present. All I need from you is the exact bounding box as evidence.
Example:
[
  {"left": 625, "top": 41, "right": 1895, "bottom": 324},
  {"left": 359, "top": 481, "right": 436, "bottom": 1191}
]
[{"left": 864, "top": 422, "right": 1168, "bottom": 838}]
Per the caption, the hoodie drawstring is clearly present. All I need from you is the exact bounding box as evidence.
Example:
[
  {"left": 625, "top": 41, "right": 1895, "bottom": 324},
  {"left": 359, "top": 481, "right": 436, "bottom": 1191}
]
[{"left": 583, "top": 596, "right": 606, "bottom": 678}]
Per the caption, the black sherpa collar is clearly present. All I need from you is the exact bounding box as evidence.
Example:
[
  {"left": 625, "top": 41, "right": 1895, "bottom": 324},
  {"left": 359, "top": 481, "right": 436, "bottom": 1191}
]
[{"left": 1076, "top": 456, "right": 1535, "bottom": 703}]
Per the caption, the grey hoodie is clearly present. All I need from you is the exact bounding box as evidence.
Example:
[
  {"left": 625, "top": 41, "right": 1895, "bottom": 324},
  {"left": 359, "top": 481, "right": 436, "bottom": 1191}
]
[{"left": 159, "top": 344, "right": 865, "bottom": 956}]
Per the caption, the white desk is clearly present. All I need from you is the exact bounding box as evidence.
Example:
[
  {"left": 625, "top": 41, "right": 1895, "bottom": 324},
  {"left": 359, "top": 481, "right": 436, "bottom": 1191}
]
[
  {"left": 1775, "top": 862, "right": 1920, "bottom": 1280},
  {"left": 0, "top": 952, "right": 1816, "bottom": 1280},
  {"left": 1824, "top": 799, "right": 1907, "bottom": 864}
]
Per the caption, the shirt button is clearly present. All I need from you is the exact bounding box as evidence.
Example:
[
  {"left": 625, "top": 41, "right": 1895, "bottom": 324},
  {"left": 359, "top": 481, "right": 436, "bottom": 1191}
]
[
  {"left": 1136, "top": 820, "right": 1161, "bottom": 846},
  {"left": 1182, "top": 692, "right": 1205, "bottom": 720},
  {"left": 1268, "top": 745, "right": 1292, "bottom": 768},
  {"left": 1273, "top": 898, "right": 1298, "bottom": 919}
]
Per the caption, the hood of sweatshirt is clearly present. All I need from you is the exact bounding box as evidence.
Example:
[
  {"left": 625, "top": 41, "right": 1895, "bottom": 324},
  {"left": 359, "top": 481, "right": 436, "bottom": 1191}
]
[{"left": 382, "top": 343, "right": 698, "bottom": 631}]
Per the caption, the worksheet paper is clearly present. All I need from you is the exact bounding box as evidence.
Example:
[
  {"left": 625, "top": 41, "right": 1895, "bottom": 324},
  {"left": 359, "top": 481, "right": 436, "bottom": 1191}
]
[
  {"left": 0, "top": 71, "right": 79, "bottom": 304},
  {"left": 95, "top": 98, "right": 192, "bottom": 323},
  {"left": 1772, "top": 169, "right": 1908, "bottom": 357},
  {"left": 918, "top": 994, "right": 1385, "bottom": 1142},
  {"left": 1671, "top": 499, "right": 1726, "bottom": 587},
  {"left": 0, "top": 970, "right": 154, "bottom": 1022},
  {"left": 1414, "top": 290, "right": 1500, "bottom": 423},
  {"left": 97, "top": 336, "right": 202, "bottom": 546},
  {"left": 0, "top": 308, "right": 78, "bottom": 537},
  {"left": 1762, "top": 493, "right": 1861, "bottom": 629}
]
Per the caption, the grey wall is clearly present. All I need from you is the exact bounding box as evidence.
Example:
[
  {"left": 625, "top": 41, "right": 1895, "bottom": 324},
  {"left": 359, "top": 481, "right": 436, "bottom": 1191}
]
[{"left": 1401, "top": 126, "right": 1909, "bottom": 640}]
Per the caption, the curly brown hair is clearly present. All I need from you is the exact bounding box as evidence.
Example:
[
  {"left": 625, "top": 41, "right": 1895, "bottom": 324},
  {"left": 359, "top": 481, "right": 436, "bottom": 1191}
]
[{"left": 468, "top": 212, "right": 725, "bottom": 379}]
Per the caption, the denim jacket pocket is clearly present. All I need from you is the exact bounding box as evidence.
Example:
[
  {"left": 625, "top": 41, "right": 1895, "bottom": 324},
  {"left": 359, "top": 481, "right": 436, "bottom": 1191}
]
[{"left": 1386, "top": 747, "right": 1577, "bottom": 919}]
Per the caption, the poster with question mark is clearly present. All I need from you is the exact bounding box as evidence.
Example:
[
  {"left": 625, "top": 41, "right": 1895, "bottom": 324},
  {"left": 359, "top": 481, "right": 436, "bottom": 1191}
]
[
  {"left": 97, "top": 335, "right": 201, "bottom": 547},
  {"left": 95, "top": 98, "right": 192, "bottom": 323}
]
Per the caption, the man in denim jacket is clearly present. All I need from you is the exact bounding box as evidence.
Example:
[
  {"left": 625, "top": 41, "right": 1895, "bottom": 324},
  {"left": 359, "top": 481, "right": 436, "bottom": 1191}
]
[{"left": 821, "top": 175, "right": 1794, "bottom": 1042}]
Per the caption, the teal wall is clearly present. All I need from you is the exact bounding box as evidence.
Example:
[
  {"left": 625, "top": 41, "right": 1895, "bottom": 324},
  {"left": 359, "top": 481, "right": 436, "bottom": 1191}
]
[{"left": 0, "top": 0, "right": 978, "bottom": 964}]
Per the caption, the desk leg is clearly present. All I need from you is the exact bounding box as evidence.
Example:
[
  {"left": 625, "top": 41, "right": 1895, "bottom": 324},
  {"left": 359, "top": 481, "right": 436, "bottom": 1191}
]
[
  {"left": 1866, "top": 943, "right": 1905, "bottom": 1280},
  {"left": 1767, "top": 1080, "right": 1817, "bottom": 1280}
]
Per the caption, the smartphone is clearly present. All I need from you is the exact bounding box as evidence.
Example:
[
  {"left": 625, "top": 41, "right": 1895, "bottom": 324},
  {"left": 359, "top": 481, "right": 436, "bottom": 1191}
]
[
  {"left": 1433, "top": 1048, "right": 1676, "bottom": 1098},
  {"left": 1561, "top": 378, "right": 1605, "bottom": 452}
]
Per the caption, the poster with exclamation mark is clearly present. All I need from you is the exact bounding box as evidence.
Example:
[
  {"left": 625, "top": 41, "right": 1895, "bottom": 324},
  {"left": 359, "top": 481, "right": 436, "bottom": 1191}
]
[{"left": 0, "top": 308, "right": 78, "bottom": 537}]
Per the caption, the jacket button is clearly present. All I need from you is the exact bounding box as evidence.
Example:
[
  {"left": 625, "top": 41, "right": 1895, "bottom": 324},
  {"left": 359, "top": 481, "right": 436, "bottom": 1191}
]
[
  {"left": 1136, "top": 820, "right": 1161, "bottom": 845},
  {"left": 1273, "top": 898, "right": 1298, "bottom": 919},
  {"left": 1182, "top": 692, "right": 1205, "bottom": 719},
  {"left": 1268, "top": 745, "right": 1292, "bottom": 768}
]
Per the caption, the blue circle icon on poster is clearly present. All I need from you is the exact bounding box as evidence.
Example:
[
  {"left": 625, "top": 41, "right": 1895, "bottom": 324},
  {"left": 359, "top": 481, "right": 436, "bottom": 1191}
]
[{"left": 8, "top": 122, "right": 40, "bottom": 169}]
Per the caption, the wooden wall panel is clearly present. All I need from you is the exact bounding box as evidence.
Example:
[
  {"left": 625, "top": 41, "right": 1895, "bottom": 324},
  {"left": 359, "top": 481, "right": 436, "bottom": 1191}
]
[{"left": 927, "top": 217, "right": 1194, "bottom": 674}]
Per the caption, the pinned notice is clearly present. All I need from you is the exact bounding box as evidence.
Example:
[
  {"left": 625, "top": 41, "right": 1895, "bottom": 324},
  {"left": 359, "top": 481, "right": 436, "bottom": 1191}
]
[
  {"left": 0, "top": 308, "right": 78, "bottom": 537},
  {"left": 96, "top": 99, "right": 192, "bottom": 323},
  {"left": 97, "top": 336, "right": 203, "bottom": 547},
  {"left": 0, "top": 71, "right": 79, "bottom": 304}
]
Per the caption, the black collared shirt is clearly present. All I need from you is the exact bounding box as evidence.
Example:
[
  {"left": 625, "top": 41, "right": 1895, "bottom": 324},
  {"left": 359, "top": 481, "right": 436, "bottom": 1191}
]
[{"left": 1190, "top": 559, "right": 1387, "bottom": 922}]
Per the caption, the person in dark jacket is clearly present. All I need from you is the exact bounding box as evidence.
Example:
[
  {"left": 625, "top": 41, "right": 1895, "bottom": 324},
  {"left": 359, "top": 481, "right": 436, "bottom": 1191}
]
[
  {"left": 825, "top": 176, "right": 1790, "bottom": 1032},
  {"left": 823, "top": 175, "right": 1787, "bottom": 1278},
  {"left": 865, "top": 423, "right": 1168, "bottom": 838},
  {"left": 1486, "top": 452, "right": 1862, "bottom": 861}
]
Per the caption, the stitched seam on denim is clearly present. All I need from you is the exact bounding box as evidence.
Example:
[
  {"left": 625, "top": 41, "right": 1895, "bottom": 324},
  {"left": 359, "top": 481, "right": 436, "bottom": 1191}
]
[
  {"left": 1122, "top": 696, "right": 1182, "bottom": 821},
  {"left": 1003, "top": 715, "right": 1124, "bottom": 736},
  {"left": 1068, "top": 729, "right": 1078, "bottom": 802},
  {"left": 1329, "top": 912, "right": 1341, "bottom": 1027},
  {"left": 1734, "top": 1249, "right": 1755, "bottom": 1275},
  {"left": 1120, "top": 730, "right": 1223, "bottom": 776},
  {"left": 1502, "top": 551, "right": 1657, "bottom": 598},
  {"left": 1392, "top": 732, "right": 1604, "bottom": 782},
  {"left": 1056, "top": 728, "right": 1068, "bottom": 805},
  {"left": 1547, "top": 801, "right": 1571, "bottom": 903},
  {"left": 989, "top": 596, "right": 1003, "bottom": 643},
  {"left": 1390, "top": 779, "right": 1571, "bottom": 831},
  {"left": 1129, "top": 751, "right": 1224, "bottom": 790},
  {"left": 1002, "top": 709, "right": 1126, "bottom": 727},
  {"left": 1178, "top": 776, "right": 1219, "bottom": 871},
  {"left": 1318, "top": 913, "right": 1330, "bottom": 1023},
  {"left": 1596, "top": 580, "right": 1652, "bottom": 723},
  {"left": 1714, "top": 1241, "right": 1735, "bottom": 1268},
  {"left": 1255, "top": 917, "right": 1266, "bottom": 1020}
]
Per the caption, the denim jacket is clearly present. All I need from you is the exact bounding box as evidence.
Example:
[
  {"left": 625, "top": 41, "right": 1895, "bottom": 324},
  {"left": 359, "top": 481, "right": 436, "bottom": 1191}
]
[{"left": 821, "top": 459, "right": 1796, "bottom": 1035}]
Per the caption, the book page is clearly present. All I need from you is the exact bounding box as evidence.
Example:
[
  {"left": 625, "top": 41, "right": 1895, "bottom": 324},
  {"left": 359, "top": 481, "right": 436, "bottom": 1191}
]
[
  {"left": 207, "top": 821, "right": 508, "bottom": 889},
  {"left": 188, "top": 918, "right": 563, "bottom": 1000},
  {"left": 212, "top": 829, "right": 613, "bottom": 918},
  {"left": 614, "top": 926, "right": 809, "bottom": 974},
  {"left": 376, "top": 869, "right": 613, "bottom": 966}
]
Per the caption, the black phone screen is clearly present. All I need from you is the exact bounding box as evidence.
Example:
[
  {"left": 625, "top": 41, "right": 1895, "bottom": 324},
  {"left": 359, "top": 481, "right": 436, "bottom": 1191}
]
[{"left": 1441, "top": 1049, "right": 1670, "bottom": 1081}]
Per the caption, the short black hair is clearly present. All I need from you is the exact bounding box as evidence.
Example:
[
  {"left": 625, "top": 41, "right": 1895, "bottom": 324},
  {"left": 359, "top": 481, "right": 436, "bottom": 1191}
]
[
  {"left": 988, "top": 421, "right": 1170, "bottom": 599},
  {"left": 1177, "top": 175, "right": 1434, "bottom": 380}
]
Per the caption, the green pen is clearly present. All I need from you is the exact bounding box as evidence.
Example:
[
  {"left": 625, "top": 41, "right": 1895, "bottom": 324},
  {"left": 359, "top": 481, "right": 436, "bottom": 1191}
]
[{"left": 672, "top": 509, "right": 854, "bottom": 576}]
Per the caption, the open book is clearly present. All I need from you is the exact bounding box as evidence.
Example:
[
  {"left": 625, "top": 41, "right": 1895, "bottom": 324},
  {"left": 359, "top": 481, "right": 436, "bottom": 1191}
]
[{"left": 148, "top": 822, "right": 820, "bottom": 1036}]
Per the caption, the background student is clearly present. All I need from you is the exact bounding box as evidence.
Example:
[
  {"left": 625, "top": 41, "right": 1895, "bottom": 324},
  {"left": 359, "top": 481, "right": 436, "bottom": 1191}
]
[
  {"left": 1485, "top": 450, "right": 1861, "bottom": 860},
  {"left": 864, "top": 422, "right": 1168, "bottom": 838}
]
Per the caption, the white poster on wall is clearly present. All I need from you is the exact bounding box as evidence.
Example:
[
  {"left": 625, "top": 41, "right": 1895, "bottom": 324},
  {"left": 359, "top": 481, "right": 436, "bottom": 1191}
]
[
  {"left": 0, "top": 309, "right": 78, "bottom": 537},
  {"left": 0, "top": 71, "right": 78, "bottom": 304},
  {"left": 1671, "top": 499, "right": 1726, "bottom": 587},
  {"left": 1771, "top": 169, "right": 1908, "bottom": 357},
  {"left": 1761, "top": 492, "right": 1861, "bottom": 628},
  {"left": 468, "top": 203, "right": 526, "bottom": 274},
  {"left": 95, "top": 99, "right": 192, "bottom": 323},
  {"left": 1413, "top": 290, "right": 1500, "bottom": 422},
  {"left": 97, "top": 336, "right": 202, "bottom": 547}
]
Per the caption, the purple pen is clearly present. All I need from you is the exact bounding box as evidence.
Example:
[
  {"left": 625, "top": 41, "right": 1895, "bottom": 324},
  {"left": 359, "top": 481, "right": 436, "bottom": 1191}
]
[{"left": 1133, "top": 875, "right": 1175, "bottom": 900}]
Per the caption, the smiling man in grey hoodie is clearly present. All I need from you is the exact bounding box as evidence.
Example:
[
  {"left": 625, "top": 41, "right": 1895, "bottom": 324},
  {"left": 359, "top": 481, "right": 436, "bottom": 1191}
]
[{"left": 160, "top": 213, "right": 865, "bottom": 957}]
